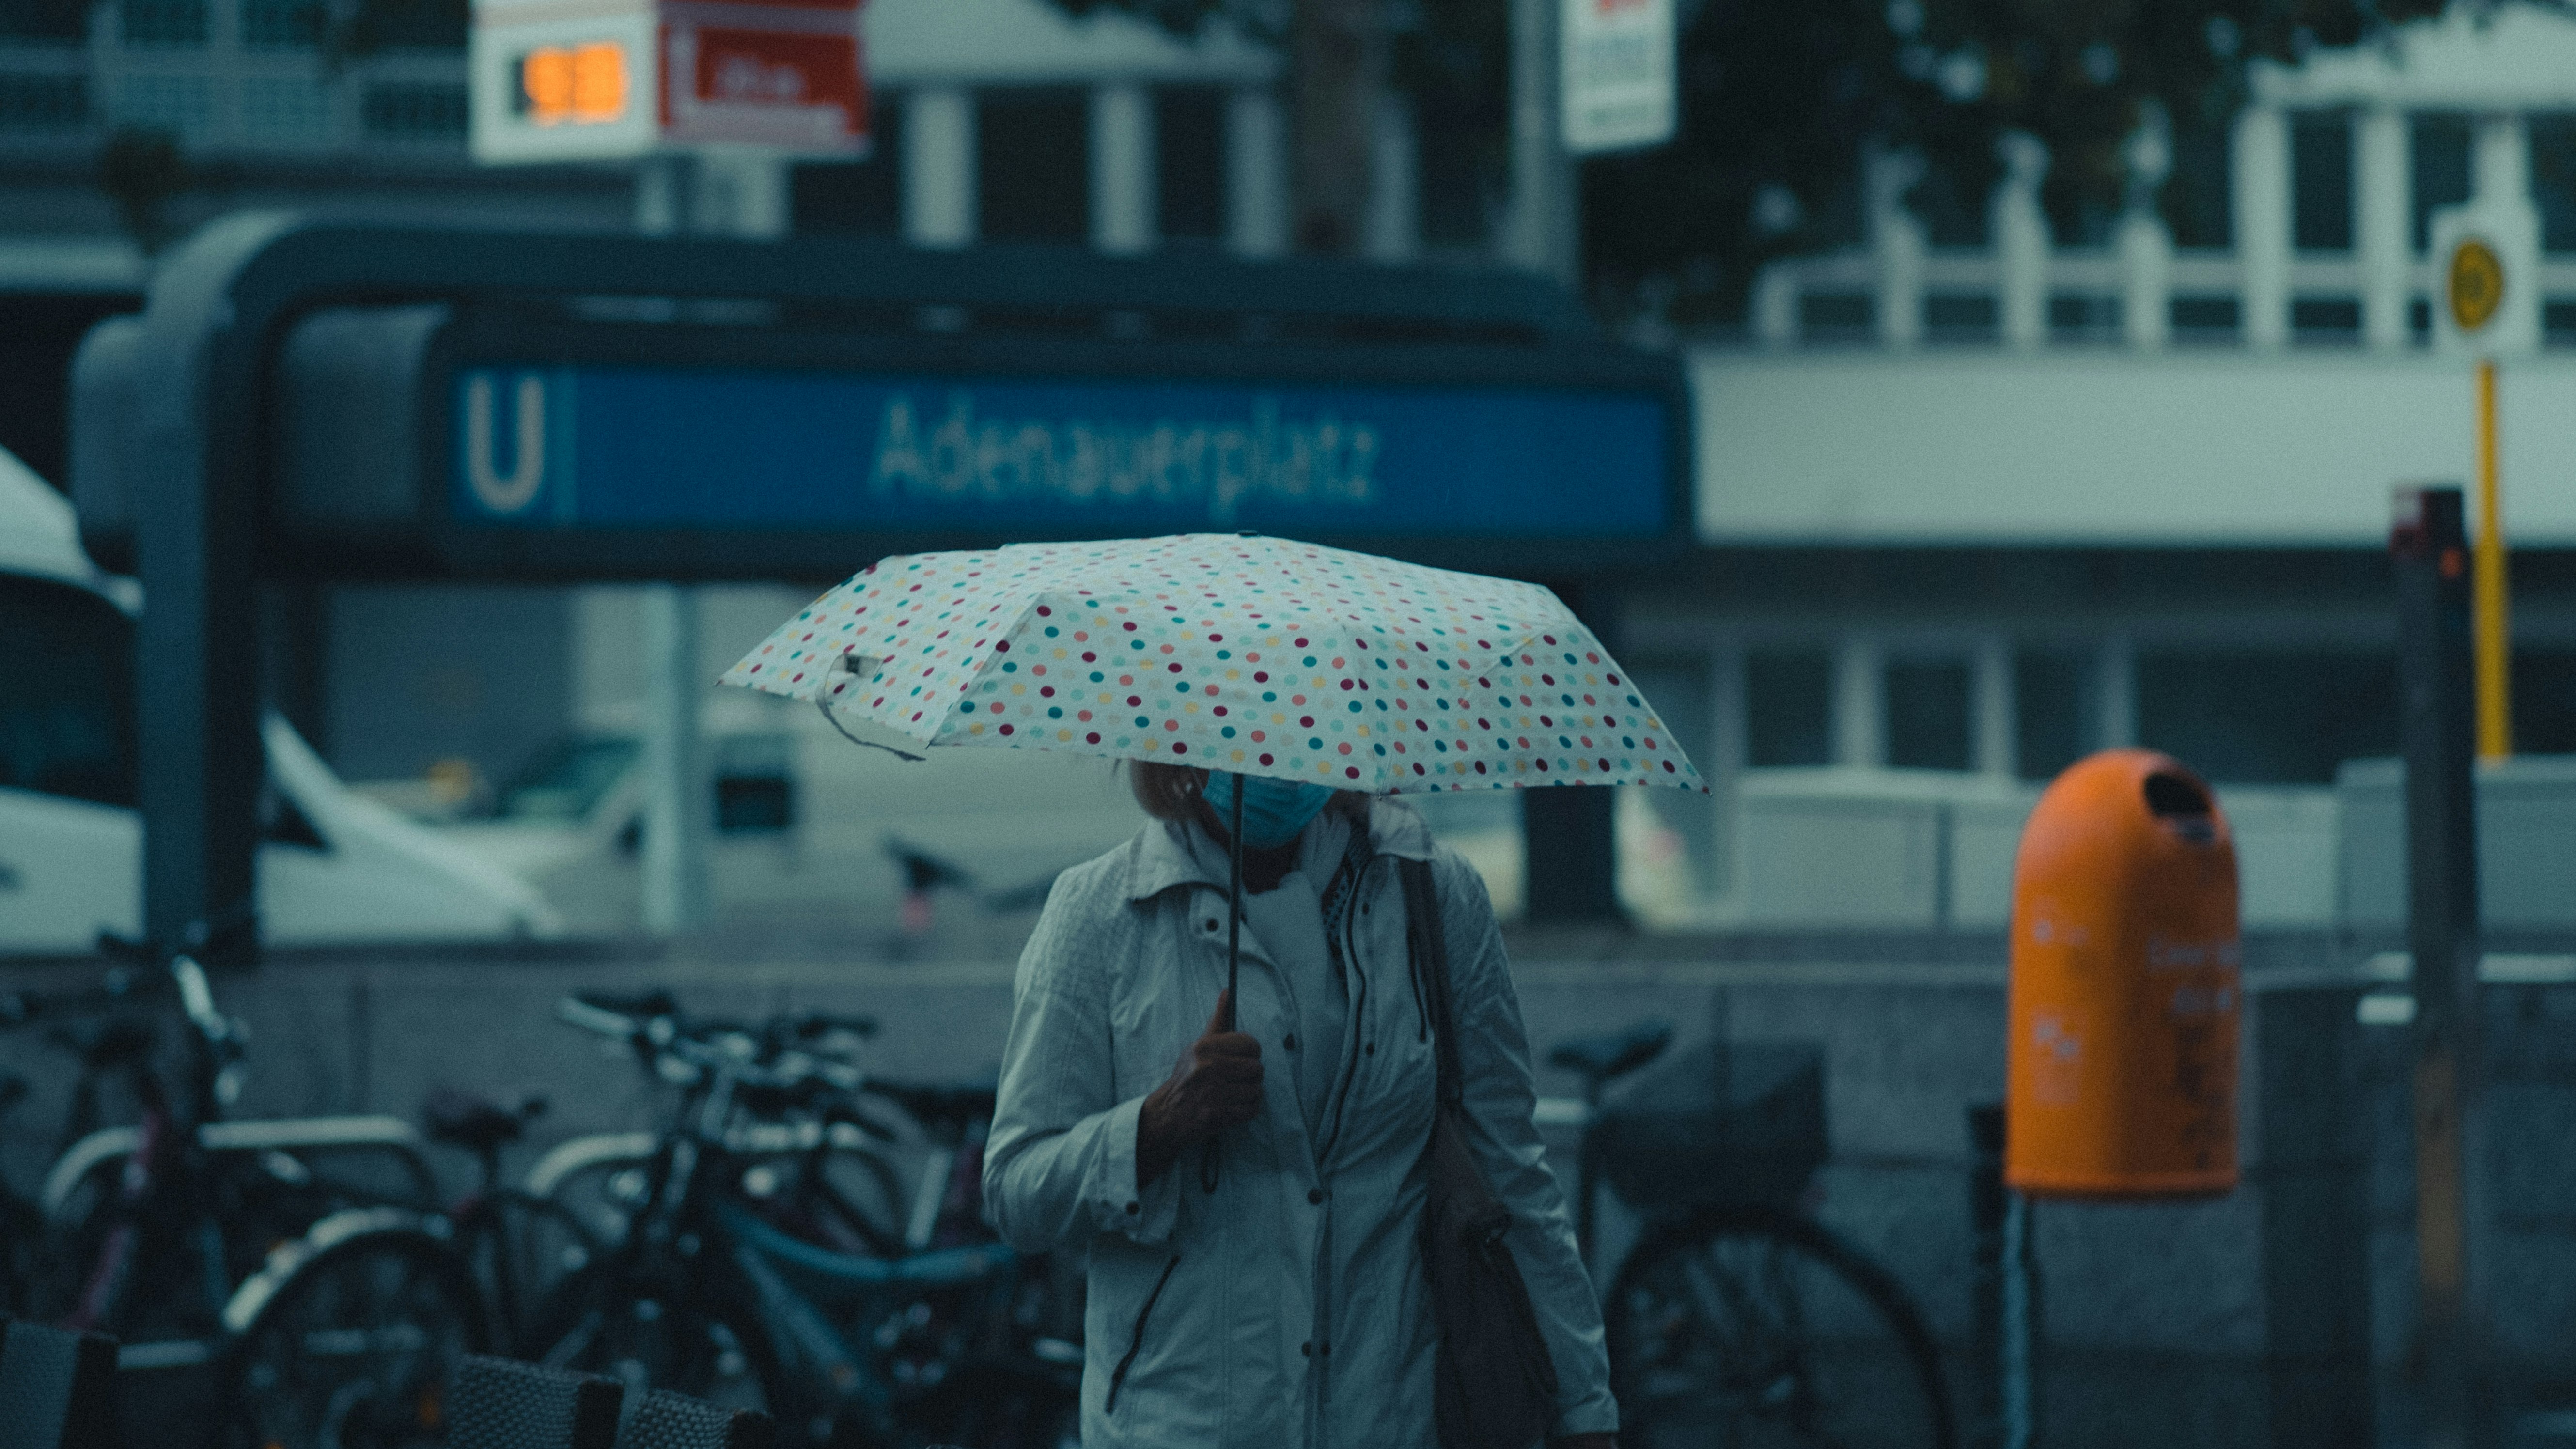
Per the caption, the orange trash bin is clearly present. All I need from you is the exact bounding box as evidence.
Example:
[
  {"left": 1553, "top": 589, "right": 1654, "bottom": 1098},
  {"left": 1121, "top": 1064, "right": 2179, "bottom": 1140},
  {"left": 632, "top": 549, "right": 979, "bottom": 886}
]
[{"left": 2005, "top": 749, "right": 2241, "bottom": 1198}]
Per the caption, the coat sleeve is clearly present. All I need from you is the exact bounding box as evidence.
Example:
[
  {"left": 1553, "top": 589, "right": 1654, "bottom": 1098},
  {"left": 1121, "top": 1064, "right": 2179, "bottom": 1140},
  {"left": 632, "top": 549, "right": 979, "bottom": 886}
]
[
  {"left": 1434, "top": 850, "right": 1619, "bottom": 1438},
  {"left": 982, "top": 869, "right": 1183, "bottom": 1253}
]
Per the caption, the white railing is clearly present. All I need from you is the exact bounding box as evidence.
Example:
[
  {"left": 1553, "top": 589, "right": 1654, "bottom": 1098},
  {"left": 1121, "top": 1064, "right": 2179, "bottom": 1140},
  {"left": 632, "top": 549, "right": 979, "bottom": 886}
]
[
  {"left": 1754, "top": 100, "right": 2576, "bottom": 352},
  {"left": 1754, "top": 241, "right": 2576, "bottom": 350}
]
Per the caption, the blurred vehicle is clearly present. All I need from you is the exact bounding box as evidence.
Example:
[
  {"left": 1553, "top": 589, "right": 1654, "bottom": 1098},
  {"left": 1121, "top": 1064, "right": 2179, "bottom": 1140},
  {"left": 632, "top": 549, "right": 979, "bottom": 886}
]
[{"left": 0, "top": 447, "right": 560, "bottom": 955}]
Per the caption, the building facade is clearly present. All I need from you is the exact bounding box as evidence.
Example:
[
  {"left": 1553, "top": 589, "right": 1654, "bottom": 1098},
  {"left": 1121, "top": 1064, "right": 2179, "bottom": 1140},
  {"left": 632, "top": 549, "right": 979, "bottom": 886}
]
[{"left": 7, "top": 0, "right": 2576, "bottom": 929}]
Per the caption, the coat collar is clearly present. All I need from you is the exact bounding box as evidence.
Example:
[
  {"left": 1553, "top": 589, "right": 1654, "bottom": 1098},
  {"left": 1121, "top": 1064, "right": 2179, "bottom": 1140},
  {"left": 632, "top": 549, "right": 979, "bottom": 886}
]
[{"left": 1123, "top": 796, "right": 1436, "bottom": 904}]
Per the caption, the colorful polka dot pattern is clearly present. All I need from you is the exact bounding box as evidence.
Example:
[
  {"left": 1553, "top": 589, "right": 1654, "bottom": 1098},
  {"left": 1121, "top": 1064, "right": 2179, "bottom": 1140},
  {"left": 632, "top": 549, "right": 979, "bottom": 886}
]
[{"left": 720, "top": 534, "right": 1707, "bottom": 795}]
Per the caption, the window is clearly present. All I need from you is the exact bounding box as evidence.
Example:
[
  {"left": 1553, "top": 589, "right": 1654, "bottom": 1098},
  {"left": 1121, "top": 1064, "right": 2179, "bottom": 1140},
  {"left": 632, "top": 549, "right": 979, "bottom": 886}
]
[
  {"left": 1416, "top": 90, "right": 1497, "bottom": 251},
  {"left": 2291, "top": 295, "right": 2361, "bottom": 344},
  {"left": 1910, "top": 159, "right": 1987, "bottom": 248},
  {"left": 2291, "top": 110, "right": 2353, "bottom": 252},
  {"left": 1155, "top": 87, "right": 1224, "bottom": 244},
  {"left": 0, "top": 0, "right": 89, "bottom": 40},
  {"left": 0, "top": 74, "right": 86, "bottom": 133},
  {"left": 497, "top": 736, "right": 636, "bottom": 822},
  {"left": 361, "top": 82, "right": 464, "bottom": 140},
  {"left": 714, "top": 733, "right": 794, "bottom": 833},
  {"left": 2048, "top": 294, "right": 2119, "bottom": 344},
  {"left": 240, "top": 0, "right": 321, "bottom": 47},
  {"left": 977, "top": 89, "right": 1088, "bottom": 244},
  {"left": 2170, "top": 294, "right": 2240, "bottom": 342},
  {"left": 793, "top": 100, "right": 902, "bottom": 238},
  {"left": 1797, "top": 292, "right": 1873, "bottom": 342},
  {"left": 1922, "top": 293, "right": 1997, "bottom": 343},
  {"left": 2014, "top": 650, "right": 2091, "bottom": 782},
  {"left": 119, "top": 0, "right": 207, "bottom": 46},
  {"left": 115, "top": 74, "right": 212, "bottom": 136},
  {"left": 2513, "top": 650, "right": 2576, "bottom": 755},
  {"left": 2531, "top": 113, "right": 2576, "bottom": 255},
  {"left": 242, "top": 75, "right": 331, "bottom": 142},
  {"left": 2162, "top": 117, "right": 2232, "bottom": 249},
  {"left": 2136, "top": 649, "right": 2396, "bottom": 784},
  {"left": 0, "top": 576, "right": 137, "bottom": 809},
  {"left": 2411, "top": 114, "right": 2472, "bottom": 254},
  {"left": 1884, "top": 658, "right": 1970, "bottom": 771},
  {"left": 1746, "top": 650, "right": 1831, "bottom": 767}
]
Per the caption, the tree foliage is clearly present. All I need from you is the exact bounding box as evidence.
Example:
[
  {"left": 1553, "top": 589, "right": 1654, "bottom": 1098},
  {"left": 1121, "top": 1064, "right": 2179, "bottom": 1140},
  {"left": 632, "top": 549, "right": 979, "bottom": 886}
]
[{"left": 1060, "top": 0, "right": 2514, "bottom": 322}]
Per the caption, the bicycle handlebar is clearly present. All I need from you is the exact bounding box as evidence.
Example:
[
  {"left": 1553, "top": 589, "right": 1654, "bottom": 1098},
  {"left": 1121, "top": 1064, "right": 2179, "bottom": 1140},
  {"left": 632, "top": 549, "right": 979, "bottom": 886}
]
[{"left": 553, "top": 992, "right": 867, "bottom": 1100}]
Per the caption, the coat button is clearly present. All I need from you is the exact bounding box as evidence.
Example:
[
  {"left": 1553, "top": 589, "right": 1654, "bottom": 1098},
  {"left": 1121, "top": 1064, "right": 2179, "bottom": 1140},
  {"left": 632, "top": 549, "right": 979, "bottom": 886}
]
[
  {"left": 1125, "top": 1200, "right": 1140, "bottom": 1215},
  {"left": 1300, "top": 1341, "right": 1313, "bottom": 1357},
  {"left": 1203, "top": 919, "right": 1219, "bottom": 932},
  {"left": 1308, "top": 1188, "right": 1325, "bottom": 1205},
  {"left": 1284, "top": 1033, "right": 1298, "bottom": 1051},
  {"left": 1364, "top": 1042, "right": 1376, "bottom": 1056}
]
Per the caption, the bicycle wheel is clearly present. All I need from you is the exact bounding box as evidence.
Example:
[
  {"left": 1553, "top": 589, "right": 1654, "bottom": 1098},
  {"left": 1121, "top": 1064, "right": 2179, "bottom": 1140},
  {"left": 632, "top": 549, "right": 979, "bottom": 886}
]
[
  {"left": 461, "top": 1191, "right": 602, "bottom": 1354},
  {"left": 227, "top": 1225, "right": 486, "bottom": 1449},
  {"left": 521, "top": 1258, "right": 777, "bottom": 1416},
  {"left": 1606, "top": 1204, "right": 1956, "bottom": 1449}
]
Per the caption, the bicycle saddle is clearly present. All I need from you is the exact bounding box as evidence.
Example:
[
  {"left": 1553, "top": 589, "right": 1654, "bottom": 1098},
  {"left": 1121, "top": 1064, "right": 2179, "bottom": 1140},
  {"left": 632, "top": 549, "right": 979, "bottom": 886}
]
[
  {"left": 422, "top": 1087, "right": 547, "bottom": 1153},
  {"left": 1548, "top": 1019, "right": 1675, "bottom": 1085}
]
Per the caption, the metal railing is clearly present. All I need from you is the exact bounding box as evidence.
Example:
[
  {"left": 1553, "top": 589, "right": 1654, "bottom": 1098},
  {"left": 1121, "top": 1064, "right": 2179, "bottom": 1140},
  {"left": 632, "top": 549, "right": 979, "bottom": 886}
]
[{"left": 1750, "top": 242, "right": 2576, "bottom": 350}]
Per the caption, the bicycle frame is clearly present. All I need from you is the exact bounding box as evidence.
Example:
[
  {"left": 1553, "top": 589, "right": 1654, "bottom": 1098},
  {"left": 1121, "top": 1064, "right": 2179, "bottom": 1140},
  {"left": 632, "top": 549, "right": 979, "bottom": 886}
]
[{"left": 546, "top": 999, "right": 1058, "bottom": 1441}]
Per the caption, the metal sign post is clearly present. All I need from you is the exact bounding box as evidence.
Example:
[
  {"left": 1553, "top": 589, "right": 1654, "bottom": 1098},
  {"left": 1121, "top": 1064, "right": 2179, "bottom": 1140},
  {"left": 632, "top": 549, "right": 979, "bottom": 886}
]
[
  {"left": 2391, "top": 484, "right": 2491, "bottom": 1449},
  {"left": 2443, "top": 234, "right": 2514, "bottom": 761}
]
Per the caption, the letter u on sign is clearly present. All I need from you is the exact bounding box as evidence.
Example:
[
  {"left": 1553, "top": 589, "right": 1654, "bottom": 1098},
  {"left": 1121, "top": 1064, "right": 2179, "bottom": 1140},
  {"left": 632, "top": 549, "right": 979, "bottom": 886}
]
[{"left": 465, "top": 372, "right": 547, "bottom": 516}]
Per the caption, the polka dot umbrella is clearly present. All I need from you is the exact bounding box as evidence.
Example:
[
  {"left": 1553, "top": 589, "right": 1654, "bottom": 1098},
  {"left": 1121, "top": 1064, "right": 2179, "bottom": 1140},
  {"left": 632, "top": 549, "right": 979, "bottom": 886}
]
[
  {"left": 724, "top": 533, "right": 1705, "bottom": 1048},
  {"left": 720, "top": 532, "right": 1707, "bottom": 796}
]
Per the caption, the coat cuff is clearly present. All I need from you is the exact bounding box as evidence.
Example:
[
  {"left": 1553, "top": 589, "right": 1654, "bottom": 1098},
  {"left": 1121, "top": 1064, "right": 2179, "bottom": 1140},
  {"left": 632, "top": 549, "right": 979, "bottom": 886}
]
[
  {"left": 1551, "top": 1395, "right": 1620, "bottom": 1438},
  {"left": 1089, "top": 1093, "right": 1180, "bottom": 1244}
]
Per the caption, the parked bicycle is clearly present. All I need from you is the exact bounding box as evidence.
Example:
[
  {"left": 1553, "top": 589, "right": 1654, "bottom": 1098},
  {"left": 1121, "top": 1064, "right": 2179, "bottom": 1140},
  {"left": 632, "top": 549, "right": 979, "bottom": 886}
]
[
  {"left": 1545, "top": 1019, "right": 1958, "bottom": 1449},
  {"left": 521, "top": 990, "right": 1077, "bottom": 1448},
  {"left": 0, "top": 931, "right": 481, "bottom": 1449}
]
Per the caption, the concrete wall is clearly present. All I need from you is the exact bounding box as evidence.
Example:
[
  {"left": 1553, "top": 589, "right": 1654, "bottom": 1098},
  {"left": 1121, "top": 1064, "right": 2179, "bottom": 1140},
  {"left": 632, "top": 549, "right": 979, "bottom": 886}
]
[{"left": 4, "top": 947, "right": 2565, "bottom": 1446}]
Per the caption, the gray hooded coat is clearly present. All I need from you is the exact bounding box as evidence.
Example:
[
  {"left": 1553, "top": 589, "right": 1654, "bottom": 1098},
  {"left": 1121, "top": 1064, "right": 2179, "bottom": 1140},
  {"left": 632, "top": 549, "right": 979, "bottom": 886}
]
[{"left": 983, "top": 798, "right": 1615, "bottom": 1449}]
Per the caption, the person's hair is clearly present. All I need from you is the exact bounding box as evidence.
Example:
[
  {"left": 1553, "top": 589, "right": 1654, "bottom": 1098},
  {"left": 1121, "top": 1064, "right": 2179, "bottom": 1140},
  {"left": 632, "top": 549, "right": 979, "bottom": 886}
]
[
  {"left": 1128, "top": 762, "right": 1207, "bottom": 821},
  {"left": 1127, "top": 762, "right": 1373, "bottom": 826}
]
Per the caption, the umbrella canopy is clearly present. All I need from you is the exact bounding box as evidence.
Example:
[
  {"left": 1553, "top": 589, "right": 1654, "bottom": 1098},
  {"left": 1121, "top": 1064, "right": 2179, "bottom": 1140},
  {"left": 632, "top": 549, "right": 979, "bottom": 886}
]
[{"left": 720, "top": 533, "right": 1705, "bottom": 795}]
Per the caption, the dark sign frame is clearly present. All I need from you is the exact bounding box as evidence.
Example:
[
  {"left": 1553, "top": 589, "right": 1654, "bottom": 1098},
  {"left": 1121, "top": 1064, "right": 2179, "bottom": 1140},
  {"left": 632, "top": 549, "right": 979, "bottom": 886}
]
[{"left": 71, "top": 214, "right": 1689, "bottom": 959}]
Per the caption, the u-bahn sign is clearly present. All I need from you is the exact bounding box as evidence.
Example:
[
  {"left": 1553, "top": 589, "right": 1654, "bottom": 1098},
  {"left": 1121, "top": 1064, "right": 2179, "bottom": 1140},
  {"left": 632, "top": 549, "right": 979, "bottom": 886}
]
[
  {"left": 447, "top": 359, "right": 1667, "bottom": 540},
  {"left": 76, "top": 219, "right": 1685, "bottom": 581},
  {"left": 67, "top": 216, "right": 1688, "bottom": 957}
]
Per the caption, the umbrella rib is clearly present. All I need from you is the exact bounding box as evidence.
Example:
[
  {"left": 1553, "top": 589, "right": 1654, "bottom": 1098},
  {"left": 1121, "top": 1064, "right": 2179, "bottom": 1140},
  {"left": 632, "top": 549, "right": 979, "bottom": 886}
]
[{"left": 815, "top": 698, "right": 928, "bottom": 762}]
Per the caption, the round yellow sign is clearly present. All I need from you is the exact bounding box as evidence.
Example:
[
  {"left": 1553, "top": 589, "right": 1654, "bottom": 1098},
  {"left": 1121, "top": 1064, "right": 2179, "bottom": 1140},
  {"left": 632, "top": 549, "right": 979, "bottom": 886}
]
[{"left": 2450, "top": 237, "right": 2504, "bottom": 333}]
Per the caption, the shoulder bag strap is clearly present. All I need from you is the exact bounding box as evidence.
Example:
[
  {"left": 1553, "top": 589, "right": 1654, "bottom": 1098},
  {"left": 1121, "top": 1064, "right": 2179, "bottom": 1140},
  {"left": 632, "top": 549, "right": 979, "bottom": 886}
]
[{"left": 1400, "top": 857, "right": 1465, "bottom": 1112}]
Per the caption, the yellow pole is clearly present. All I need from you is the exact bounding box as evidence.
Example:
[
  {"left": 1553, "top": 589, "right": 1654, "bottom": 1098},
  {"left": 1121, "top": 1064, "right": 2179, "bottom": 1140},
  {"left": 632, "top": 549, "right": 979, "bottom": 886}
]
[{"left": 2475, "top": 358, "right": 2513, "bottom": 760}]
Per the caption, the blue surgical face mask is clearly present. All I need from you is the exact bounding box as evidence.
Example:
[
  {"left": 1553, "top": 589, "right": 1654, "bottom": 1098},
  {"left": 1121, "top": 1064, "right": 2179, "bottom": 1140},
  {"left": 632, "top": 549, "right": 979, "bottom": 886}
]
[{"left": 1202, "top": 772, "right": 1335, "bottom": 850}]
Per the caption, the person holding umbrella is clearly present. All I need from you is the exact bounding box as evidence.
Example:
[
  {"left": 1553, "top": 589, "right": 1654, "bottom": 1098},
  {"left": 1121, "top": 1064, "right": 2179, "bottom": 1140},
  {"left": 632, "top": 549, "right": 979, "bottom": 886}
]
[{"left": 722, "top": 535, "right": 1703, "bottom": 1449}]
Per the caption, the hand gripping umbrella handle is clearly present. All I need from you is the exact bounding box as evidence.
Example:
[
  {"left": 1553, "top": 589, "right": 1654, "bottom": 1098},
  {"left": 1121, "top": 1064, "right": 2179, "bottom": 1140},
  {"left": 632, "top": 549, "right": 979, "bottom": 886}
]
[{"left": 1202, "top": 778, "right": 1246, "bottom": 1195}]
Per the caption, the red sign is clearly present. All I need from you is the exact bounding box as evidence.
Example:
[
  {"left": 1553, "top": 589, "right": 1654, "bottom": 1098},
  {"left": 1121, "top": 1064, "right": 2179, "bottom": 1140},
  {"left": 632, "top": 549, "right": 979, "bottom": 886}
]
[{"left": 659, "top": 0, "right": 868, "bottom": 154}]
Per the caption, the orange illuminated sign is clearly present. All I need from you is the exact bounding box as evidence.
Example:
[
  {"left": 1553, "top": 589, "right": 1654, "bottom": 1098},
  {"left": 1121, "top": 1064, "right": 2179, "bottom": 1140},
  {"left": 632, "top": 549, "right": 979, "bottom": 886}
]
[{"left": 516, "top": 40, "right": 628, "bottom": 126}]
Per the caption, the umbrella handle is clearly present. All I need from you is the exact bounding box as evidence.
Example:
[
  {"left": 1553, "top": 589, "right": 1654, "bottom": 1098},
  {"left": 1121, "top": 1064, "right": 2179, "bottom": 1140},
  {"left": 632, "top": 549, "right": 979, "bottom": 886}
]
[
  {"left": 1203, "top": 777, "right": 1247, "bottom": 1195},
  {"left": 1223, "top": 780, "right": 1244, "bottom": 1029}
]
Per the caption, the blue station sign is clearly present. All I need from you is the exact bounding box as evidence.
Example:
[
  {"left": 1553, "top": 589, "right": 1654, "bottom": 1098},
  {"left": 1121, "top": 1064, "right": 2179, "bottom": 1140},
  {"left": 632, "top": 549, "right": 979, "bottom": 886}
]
[{"left": 450, "top": 364, "right": 1670, "bottom": 540}]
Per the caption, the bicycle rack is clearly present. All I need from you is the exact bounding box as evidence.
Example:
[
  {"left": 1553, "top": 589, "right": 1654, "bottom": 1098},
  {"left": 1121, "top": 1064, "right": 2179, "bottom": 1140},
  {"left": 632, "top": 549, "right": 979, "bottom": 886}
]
[{"left": 40, "top": 1114, "right": 440, "bottom": 1220}]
